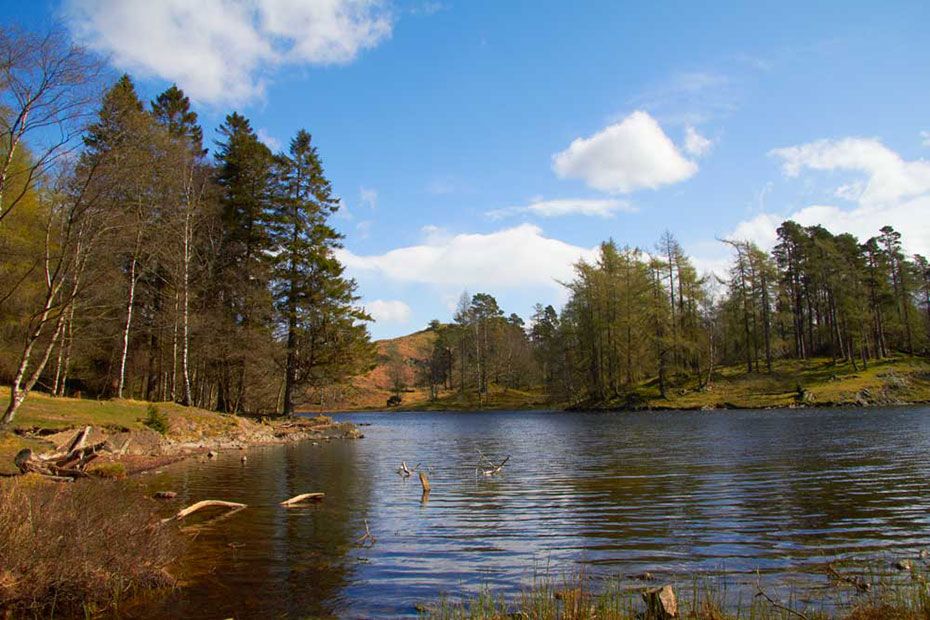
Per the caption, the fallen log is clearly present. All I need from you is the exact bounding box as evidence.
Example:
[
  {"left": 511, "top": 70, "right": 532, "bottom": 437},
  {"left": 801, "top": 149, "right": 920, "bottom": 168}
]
[
  {"left": 65, "top": 425, "right": 91, "bottom": 453},
  {"left": 51, "top": 441, "right": 107, "bottom": 470},
  {"left": 280, "top": 492, "right": 325, "bottom": 506},
  {"left": 170, "top": 500, "right": 247, "bottom": 521}
]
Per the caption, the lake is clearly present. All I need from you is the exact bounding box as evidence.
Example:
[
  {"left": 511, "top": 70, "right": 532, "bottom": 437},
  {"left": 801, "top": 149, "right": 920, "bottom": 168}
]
[{"left": 128, "top": 406, "right": 930, "bottom": 618}]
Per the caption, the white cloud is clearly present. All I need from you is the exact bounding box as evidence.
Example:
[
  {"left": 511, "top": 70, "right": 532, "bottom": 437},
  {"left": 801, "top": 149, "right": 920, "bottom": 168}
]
[
  {"left": 770, "top": 137, "right": 930, "bottom": 206},
  {"left": 835, "top": 181, "right": 864, "bottom": 202},
  {"left": 364, "top": 299, "right": 412, "bottom": 324},
  {"left": 724, "top": 138, "right": 930, "bottom": 258},
  {"left": 360, "top": 187, "right": 378, "bottom": 209},
  {"left": 336, "top": 223, "right": 599, "bottom": 290},
  {"left": 256, "top": 128, "right": 281, "bottom": 151},
  {"left": 727, "top": 212, "right": 784, "bottom": 250},
  {"left": 921, "top": 130, "right": 930, "bottom": 147},
  {"left": 64, "top": 0, "right": 392, "bottom": 104},
  {"left": 684, "top": 126, "right": 713, "bottom": 157},
  {"left": 727, "top": 198, "right": 930, "bottom": 257},
  {"left": 486, "top": 197, "right": 636, "bottom": 220},
  {"left": 355, "top": 219, "right": 373, "bottom": 239},
  {"left": 552, "top": 111, "right": 698, "bottom": 194}
]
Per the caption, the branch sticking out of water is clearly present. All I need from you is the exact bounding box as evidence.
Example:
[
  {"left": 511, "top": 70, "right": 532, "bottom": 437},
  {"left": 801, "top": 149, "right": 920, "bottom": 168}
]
[
  {"left": 357, "top": 519, "right": 375, "bottom": 547},
  {"left": 755, "top": 578, "right": 809, "bottom": 620}
]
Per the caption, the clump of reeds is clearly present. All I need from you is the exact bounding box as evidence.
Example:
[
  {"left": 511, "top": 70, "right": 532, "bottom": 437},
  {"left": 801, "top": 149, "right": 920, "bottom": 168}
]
[
  {"left": 0, "top": 475, "right": 183, "bottom": 616},
  {"left": 418, "top": 562, "right": 930, "bottom": 620}
]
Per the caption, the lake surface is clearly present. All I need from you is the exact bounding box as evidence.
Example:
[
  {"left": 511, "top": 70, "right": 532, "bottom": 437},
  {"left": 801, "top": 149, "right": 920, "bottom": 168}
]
[{"left": 129, "top": 407, "right": 930, "bottom": 618}]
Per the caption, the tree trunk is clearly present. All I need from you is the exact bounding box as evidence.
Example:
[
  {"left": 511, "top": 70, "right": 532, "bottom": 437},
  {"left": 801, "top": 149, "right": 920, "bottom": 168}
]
[{"left": 117, "top": 251, "right": 139, "bottom": 399}]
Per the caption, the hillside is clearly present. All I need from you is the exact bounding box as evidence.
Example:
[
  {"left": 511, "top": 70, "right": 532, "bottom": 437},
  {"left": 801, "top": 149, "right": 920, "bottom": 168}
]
[
  {"left": 309, "top": 328, "right": 549, "bottom": 412},
  {"left": 308, "top": 328, "right": 437, "bottom": 411}
]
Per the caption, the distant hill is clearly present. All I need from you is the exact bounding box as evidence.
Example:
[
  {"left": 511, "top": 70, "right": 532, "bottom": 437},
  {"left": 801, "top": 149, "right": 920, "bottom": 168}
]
[
  {"left": 305, "top": 328, "right": 437, "bottom": 412},
  {"left": 305, "top": 327, "right": 550, "bottom": 412}
]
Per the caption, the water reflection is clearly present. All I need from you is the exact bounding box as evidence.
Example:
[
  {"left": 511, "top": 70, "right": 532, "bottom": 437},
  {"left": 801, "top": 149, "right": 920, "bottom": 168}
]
[
  {"left": 127, "top": 441, "right": 371, "bottom": 618},
  {"left": 127, "top": 407, "right": 930, "bottom": 617}
]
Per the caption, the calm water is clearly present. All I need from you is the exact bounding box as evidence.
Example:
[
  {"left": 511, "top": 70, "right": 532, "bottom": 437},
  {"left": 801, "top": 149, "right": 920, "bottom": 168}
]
[{"left": 129, "top": 407, "right": 930, "bottom": 618}]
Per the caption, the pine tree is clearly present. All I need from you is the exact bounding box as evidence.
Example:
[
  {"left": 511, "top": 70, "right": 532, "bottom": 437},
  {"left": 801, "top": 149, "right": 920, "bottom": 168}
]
[
  {"left": 270, "top": 129, "right": 373, "bottom": 414},
  {"left": 212, "top": 112, "right": 274, "bottom": 412}
]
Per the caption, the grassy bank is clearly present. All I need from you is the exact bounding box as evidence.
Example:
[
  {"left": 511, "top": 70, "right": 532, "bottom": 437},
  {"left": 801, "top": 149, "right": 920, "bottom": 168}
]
[
  {"left": 0, "top": 388, "right": 244, "bottom": 475},
  {"left": 0, "top": 475, "right": 182, "bottom": 616},
  {"left": 418, "top": 565, "right": 930, "bottom": 620},
  {"left": 581, "top": 355, "right": 930, "bottom": 412},
  {"left": 0, "top": 387, "right": 361, "bottom": 475}
]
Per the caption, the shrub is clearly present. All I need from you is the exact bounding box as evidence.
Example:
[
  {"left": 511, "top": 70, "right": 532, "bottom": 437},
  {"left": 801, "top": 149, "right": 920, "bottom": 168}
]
[
  {"left": 143, "top": 404, "right": 168, "bottom": 435},
  {"left": 0, "top": 476, "right": 183, "bottom": 615},
  {"left": 87, "top": 462, "right": 127, "bottom": 479}
]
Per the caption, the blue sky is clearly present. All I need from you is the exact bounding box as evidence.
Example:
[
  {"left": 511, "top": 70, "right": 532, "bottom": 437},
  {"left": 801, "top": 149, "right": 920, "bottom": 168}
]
[{"left": 11, "top": 0, "right": 930, "bottom": 339}]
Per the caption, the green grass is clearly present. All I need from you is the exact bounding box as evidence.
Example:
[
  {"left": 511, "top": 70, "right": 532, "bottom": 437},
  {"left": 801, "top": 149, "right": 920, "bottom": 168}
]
[
  {"left": 412, "top": 384, "right": 551, "bottom": 411},
  {"left": 588, "top": 356, "right": 930, "bottom": 411},
  {"left": 0, "top": 386, "right": 221, "bottom": 431},
  {"left": 0, "top": 387, "right": 249, "bottom": 474}
]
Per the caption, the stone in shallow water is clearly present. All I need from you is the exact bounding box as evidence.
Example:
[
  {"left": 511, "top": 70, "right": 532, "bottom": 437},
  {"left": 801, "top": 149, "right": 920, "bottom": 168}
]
[
  {"left": 895, "top": 559, "right": 913, "bottom": 571},
  {"left": 642, "top": 584, "right": 678, "bottom": 619}
]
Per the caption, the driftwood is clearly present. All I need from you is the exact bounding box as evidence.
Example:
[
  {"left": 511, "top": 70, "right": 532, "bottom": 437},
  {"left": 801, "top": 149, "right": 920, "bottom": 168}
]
[
  {"left": 14, "top": 426, "right": 109, "bottom": 479},
  {"left": 398, "top": 460, "right": 422, "bottom": 477},
  {"left": 65, "top": 425, "right": 91, "bottom": 453},
  {"left": 357, "top": 519, "right": 375, "bottom": 547},
  {"left": 168, "top": 500, "right": 247, "bottom": 522},
  {"left": 483, "top": 455, "right": 509, "bottom": 476},
  {"left": 477, "top": 450, "right": 510, "bottom": 476},
  {"left": 280, "top": 492, "right": 325, "bottom": 506},
  {"left": 419, "top": 471, "right": 430, "bottom": 493}
]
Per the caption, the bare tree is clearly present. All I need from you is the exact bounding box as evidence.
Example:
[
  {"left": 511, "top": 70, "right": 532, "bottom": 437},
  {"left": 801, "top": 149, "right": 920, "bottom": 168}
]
[
  {"left": 2, "top": 163, "right": 110, "bottom": 424},
  {"left": 0, "top": 27, "right": 100, "bottom": 227}
]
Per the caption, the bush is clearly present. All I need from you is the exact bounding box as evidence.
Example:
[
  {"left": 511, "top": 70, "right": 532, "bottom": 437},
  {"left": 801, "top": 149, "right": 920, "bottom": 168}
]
[
  {"left": 387, "top": 394, "right": 402, "bottom": 407},
  {"left": 143, "top": 404, "right": 168, "bottom": 435},
  {"left": 0, "top": 476, "right": 183, "bottom": 615},
  {"left": 87, "top": 462, "right": 127, "bottom": 479}
]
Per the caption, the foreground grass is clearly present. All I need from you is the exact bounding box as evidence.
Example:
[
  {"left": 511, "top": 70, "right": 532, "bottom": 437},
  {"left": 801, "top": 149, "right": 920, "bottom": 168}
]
[
  {"left": 419, "top": 566, "right": 930, "bottom": 620},
  {"left": 0, "top": 475, "right": 183, "bottom": 616}
]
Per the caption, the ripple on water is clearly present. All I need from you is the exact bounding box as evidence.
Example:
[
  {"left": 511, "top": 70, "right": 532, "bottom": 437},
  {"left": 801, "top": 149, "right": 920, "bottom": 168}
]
[{"left": 129, "top": 406, "right": 930, "bottom": 618}]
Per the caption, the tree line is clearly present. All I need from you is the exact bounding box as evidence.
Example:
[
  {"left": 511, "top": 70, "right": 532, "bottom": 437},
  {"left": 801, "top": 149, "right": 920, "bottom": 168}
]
[
  {"left": 1, "top": 29, "right": 373, "bottom": 423},
  {"left": 416, "top": 225, "right": 930, "bottom": 407}
]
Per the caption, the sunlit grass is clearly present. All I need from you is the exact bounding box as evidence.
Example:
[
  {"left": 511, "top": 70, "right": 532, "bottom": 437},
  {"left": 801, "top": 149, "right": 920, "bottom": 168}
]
[{"left": 588, "top": 355, "right": 930, "bottom": 411}]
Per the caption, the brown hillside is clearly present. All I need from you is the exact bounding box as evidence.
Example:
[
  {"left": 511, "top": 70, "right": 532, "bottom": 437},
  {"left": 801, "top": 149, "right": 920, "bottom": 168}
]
[{"left": 303, "top": 328, "right": 437, "bottom": 411}]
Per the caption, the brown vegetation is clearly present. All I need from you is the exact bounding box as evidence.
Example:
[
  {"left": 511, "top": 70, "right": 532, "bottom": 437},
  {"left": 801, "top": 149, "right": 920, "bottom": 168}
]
[{"left": 0, "top": 476, "right": 183, "bottom": 616}]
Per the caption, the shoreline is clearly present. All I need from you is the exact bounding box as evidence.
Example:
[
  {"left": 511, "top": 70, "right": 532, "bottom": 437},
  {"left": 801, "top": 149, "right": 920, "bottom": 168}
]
[
  {"left": 323, "top": 397, "right": 930, "bottom": 415},
  {"left": 5, "top": 412, "right": 364, "bottom": 479}
]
